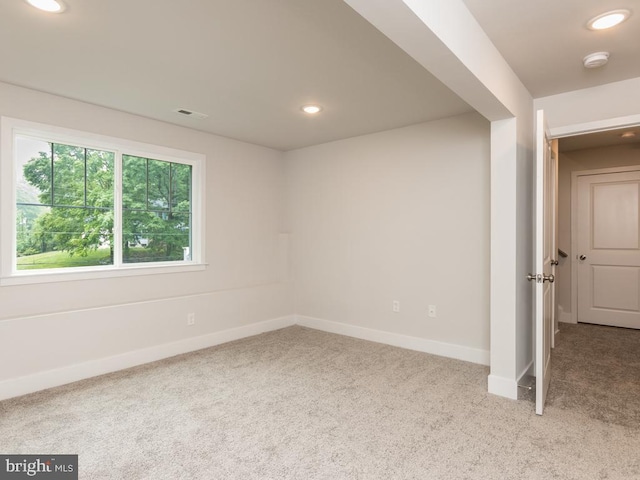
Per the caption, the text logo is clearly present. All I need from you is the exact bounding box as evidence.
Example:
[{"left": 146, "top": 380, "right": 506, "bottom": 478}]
[{"left": 0, "top": 455, "right": 77, "bottom": 480}]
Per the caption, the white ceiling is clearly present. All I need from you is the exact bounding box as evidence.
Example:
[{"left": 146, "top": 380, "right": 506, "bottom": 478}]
[
  {"left": 2, "top": 1, "right": 639, "bottom": 151},
  {"left": 0, "top": 0, "right": 472, "bottom": 151},
  {"left": 462, "top": 0, "right": 640, "bottom": 98}
]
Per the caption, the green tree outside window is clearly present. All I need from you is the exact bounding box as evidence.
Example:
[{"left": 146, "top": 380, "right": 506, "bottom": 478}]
[{"left": 17, "top": 141, "right": 192, "bottom": 270}]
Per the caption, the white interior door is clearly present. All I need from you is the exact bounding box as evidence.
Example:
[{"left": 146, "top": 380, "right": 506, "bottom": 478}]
[
  {"left": 577, "top": 170, "right": 640, "bottom": 329},
  {"left": 534, "top": 109, "right": 555, "bottom": 416}
]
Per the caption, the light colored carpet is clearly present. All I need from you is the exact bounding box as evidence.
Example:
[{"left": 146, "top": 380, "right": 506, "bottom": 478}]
[
  {"left": 547, "top": 323, "right": 640, "bottom": 427},
  {"left": 1, "top": 325, "right": 639, "bottom": 479}
]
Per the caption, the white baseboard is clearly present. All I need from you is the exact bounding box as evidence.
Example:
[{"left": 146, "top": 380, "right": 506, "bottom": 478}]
[
  {"left": 296, "top": 315, "right": 490, "bottom": 366},
  {"left": 487, "top": 360, "right": 535, "bottom": 400},
  {"left": 488, "top": 374, "right": 518, "bottom": 400},
  {"left": 2, "top": 314, "right": 495, "bottom": 401},
  {"left": 0, "top": 315, "right": 295, "bottom": 401},
  {"left": 487, "top": 360, "right": 532, "bottom": 401},
  {"left": 558, "top": 311, "right": 574, "bottom": 324}
]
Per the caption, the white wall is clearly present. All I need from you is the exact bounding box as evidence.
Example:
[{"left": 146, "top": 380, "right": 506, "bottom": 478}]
[
  {"left": 535, "top": 78, "right": 640, "bottom": 133},
  {"left": 556, "top": 144, "right": 640, "bottom": 321},
  {"left": 285, "top": 113, "right": 491, "bottom": 362},
  {"left": 515, "top": 117, "right": 534, "bottom": 380},
  {"left": 0, "top": 82, "right": 293, "bottom": 399},
  {"left": 344, "top": 0, "right": 535, "bottom": 400}
]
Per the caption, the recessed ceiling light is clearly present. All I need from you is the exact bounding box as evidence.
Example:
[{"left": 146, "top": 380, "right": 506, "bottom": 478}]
[
  {"left": 301, "top": 105, "right": 322, "bottom": 114},
  {"left": 587, "top": 9, "right": 630, "bottom": 30},
  {"left": 583, "top": 52, "right": 609, "bottom": 68},
  {"left": 25, "top": 0, "right": 66, "bottom": 13},
  {"left": 621, "top": 131, "right": 637, "bottom": 139}
]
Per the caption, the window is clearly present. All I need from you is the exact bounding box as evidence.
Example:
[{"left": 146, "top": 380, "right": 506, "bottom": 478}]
[
  {"left": 121, "top": 155, "right": 193, "bottom": 264},
  {"left": 1, "top": 117, "right": 205, "bottom": 284}
]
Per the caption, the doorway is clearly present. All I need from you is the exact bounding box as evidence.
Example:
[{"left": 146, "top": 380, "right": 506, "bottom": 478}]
[
  {"left": 555, "top": 126, "right": 640, "bottom": 329},
  {"left": 538, "top": 124, "right": 640, "bottom": 421}
]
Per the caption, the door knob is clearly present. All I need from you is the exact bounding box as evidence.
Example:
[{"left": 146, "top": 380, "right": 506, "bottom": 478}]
[
  {"left": 579, "top": 255, "right": 586, "bottom": 261},
  {"left": 551, "top": 259, "right": 559, "bottom": 266},
  {"left": 543, "top": 274, "right": 555, "bottom": 283}
]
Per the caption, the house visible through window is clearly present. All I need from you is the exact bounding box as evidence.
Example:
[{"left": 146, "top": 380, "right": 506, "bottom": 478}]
[{"left": 2, "top": 117, "right": 205, "bottom": 283}]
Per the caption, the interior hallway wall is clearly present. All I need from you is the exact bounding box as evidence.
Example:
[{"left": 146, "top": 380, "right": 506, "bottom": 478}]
[{"left": 285, "top": 112, "right": 491, "bottom": 362}]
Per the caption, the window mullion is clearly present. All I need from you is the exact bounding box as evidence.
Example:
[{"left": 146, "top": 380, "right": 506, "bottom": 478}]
[
  {"left": 50, "top": 142, "right": 54, "bottom": 205},
  {"left": 114, "top": 151, "right": 123, "bottom": 268},
  {"left": 83, "top": 148, "right": 87, "bottom": 207}
]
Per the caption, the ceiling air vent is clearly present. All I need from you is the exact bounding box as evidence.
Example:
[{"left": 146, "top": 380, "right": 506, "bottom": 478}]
[{"left": 173, "top": 108, "right": 209, "bottom": 119}]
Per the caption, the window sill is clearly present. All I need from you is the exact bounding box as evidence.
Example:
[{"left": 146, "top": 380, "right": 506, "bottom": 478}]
[{"left": 0, "top": 263, "right": 207, "bottom": 286}]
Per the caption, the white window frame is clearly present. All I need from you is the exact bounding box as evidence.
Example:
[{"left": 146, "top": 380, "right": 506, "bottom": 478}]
[{"left": 0, "top": 117, "right": 206, "bottom": 285}]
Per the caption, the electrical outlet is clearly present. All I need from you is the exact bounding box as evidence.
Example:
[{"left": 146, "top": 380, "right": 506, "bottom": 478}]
[
  {"left": 392, "top": 300, "right": 400, "bottom": 313},
  {"left": 187, "top": 313, "right": 196, "bottom": 326},
  {"left": 428, "top": 305, "right": 437, "bottom": 318}
]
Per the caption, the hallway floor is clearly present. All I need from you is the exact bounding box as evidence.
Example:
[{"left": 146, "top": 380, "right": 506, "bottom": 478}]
[{"left": 547, "top": 322, "right": 640, "bottom": 428}]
